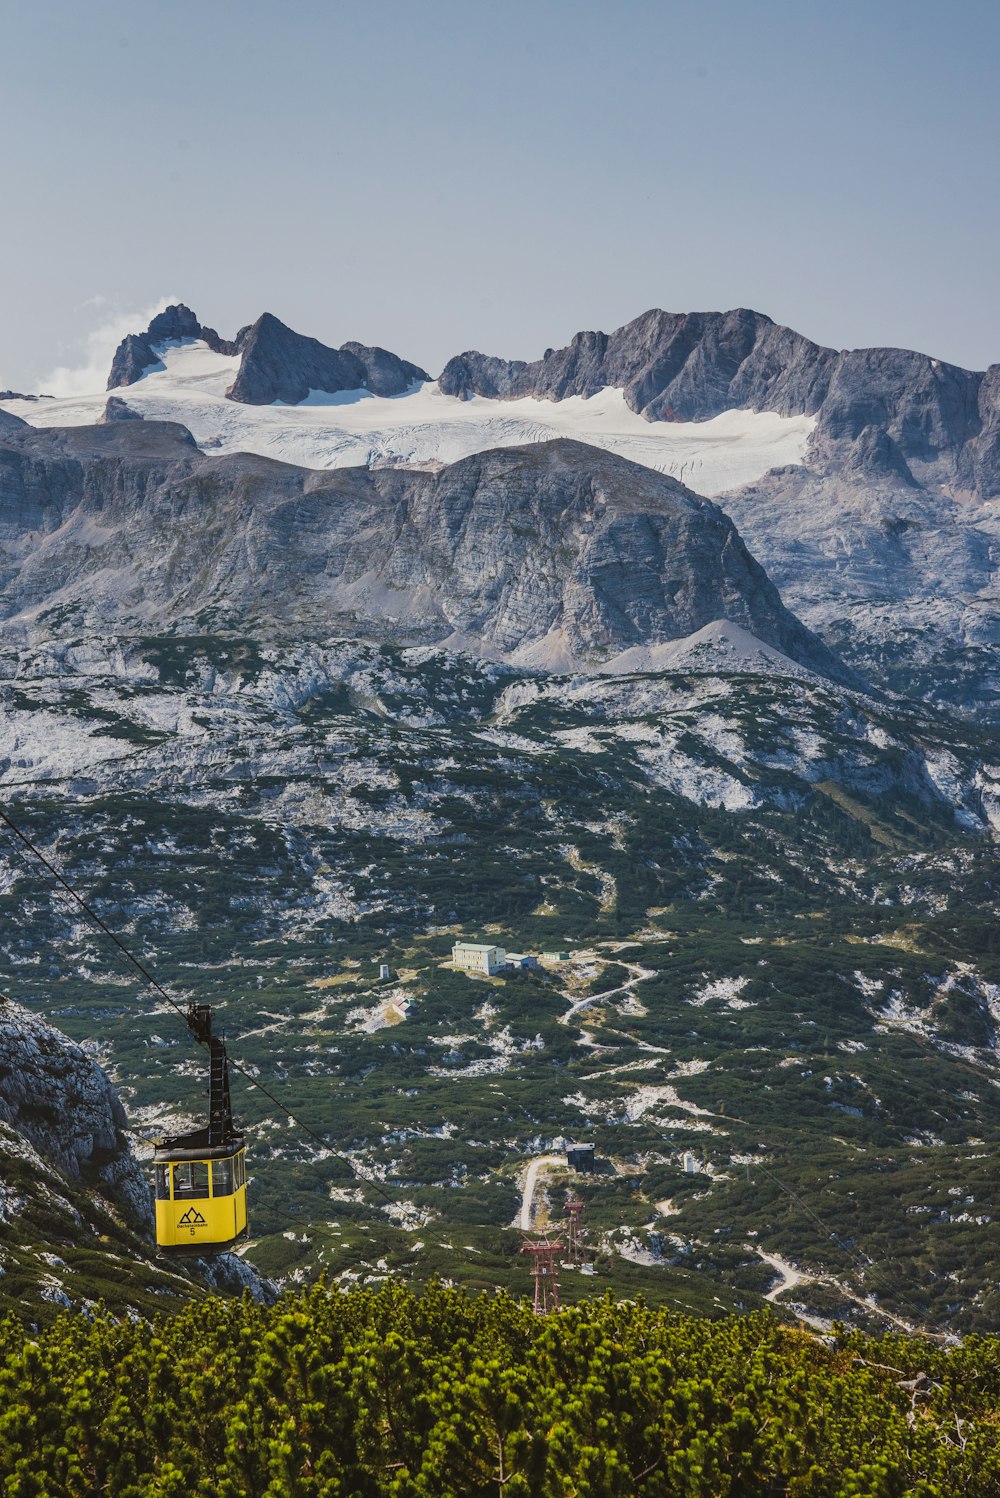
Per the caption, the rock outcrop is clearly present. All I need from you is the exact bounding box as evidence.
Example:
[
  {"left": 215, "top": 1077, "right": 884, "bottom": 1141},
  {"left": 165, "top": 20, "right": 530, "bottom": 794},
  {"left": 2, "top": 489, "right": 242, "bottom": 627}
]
[
  {"left": 0, "top": 995, "right": 148, "bottom": 1224},
  {"left": 0, "top": 419, "right": 850, "bottom": 678},
  {"left": 101, "top": 396, "right": 143, "bottom": 423}
]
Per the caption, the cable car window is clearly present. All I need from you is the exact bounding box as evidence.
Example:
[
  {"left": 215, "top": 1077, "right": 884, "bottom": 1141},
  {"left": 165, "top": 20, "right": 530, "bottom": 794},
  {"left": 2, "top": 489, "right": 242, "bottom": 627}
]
[
  {"left": 172, "top": 1161, "right": 209, "bottom": 1199},
  {"left": 236, "top": 1152, "right": 245, "bottom": 1188},
  {"left": 155, "top": 1165, "right": 171, "bottom": 1201},
  {"left": 212, "top": 1158, "right": 233, "bottom": 1196}
]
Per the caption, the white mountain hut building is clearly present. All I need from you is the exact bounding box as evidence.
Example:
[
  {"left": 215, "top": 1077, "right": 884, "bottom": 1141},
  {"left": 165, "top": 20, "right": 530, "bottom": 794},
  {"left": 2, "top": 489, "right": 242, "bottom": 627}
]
[{"left": 451, "top": 941, "right": 506, "bottom": 975}]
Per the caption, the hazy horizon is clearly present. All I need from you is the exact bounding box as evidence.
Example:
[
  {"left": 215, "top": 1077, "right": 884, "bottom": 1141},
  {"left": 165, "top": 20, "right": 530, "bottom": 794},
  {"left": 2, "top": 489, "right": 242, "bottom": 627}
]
[{"left": 2, "top": 0, "right": 999, "bottom": 392}]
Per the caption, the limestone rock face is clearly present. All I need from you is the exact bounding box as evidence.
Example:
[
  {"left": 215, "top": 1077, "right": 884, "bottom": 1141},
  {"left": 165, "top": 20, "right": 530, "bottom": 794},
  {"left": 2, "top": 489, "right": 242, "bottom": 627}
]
[
  {"left": 441, "top": 308, "right": 833, "bottom": 421},
  {"left": 841, "top": 425, "right": 916, "bottom": 486},
  {"left": 0, "top": 421, "right": 849, "bottom": 679},
  {"left": 0, "top": 995, "right": 148, "bottom": 1224},
  {"left": 957, "top": 364, "right": 1000, "bottom": 499}
]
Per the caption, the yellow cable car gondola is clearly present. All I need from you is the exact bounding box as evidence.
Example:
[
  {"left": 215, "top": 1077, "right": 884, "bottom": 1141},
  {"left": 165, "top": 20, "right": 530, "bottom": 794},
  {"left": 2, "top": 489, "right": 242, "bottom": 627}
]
[{"left": 153, "top": 1003, "right": 248, "bottom": 1253}]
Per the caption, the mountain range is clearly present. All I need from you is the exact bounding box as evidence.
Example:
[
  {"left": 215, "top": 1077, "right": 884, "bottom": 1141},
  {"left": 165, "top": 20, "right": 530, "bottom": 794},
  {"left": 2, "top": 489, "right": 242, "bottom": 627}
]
[
  {"left": 3, "top": 300, "right": 1000, "bottom": 1331},
  {"left": 105, "top": 302, "right": 1000, "bottom": 501},
  {"left": 5, "top": 300, "right": 1000, "bottom": 713}
]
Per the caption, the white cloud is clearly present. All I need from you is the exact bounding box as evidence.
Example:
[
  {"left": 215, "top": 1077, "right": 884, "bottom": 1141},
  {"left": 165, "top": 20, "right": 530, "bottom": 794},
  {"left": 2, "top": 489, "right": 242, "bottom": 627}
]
[{"left": 40, "top": 295, "right": 180, "bottom": 398}]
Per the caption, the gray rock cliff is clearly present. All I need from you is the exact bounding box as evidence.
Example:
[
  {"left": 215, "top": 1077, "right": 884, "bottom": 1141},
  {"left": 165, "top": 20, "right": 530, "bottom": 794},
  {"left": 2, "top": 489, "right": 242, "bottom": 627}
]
[
  {"left": 0, "top": 421, "right": 848, "bottom": 678},
  {"left": 0, "top": 995, "right": 148, "bottom": 1224}
]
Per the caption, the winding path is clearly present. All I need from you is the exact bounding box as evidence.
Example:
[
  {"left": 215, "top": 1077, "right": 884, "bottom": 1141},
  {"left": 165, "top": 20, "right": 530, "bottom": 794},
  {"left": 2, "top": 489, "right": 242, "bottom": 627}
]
[{"left": 558, "top": 961, "right": 656, "bottom": 1026}]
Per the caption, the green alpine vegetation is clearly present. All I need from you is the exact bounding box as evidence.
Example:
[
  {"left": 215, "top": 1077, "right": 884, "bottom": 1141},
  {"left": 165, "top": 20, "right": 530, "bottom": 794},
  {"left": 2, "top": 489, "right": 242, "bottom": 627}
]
[{"left": 3, "top": 1283, "right": 1000, "bottom": 1497}]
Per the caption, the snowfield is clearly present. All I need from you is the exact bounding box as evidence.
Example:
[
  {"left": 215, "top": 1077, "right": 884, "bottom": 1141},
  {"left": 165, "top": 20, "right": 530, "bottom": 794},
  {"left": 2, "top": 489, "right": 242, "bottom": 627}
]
[{"left": 1, "top": 339, "right": 816, "bottom": 497}]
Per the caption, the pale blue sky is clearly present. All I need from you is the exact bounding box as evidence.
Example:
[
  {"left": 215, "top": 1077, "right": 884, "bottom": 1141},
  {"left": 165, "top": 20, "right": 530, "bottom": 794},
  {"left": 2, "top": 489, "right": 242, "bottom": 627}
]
[{"left": 2, "top": 0, "right": 998, "bottom": 391}]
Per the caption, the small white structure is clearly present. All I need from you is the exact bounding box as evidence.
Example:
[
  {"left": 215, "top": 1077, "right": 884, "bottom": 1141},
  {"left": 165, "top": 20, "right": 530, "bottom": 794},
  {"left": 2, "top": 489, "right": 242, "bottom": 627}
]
[
  {"left": 683, "top": 1152, "right": 697, "bottom": 1175},
  {"left": 379, "top": 963, "right": 390, "bottom": 981},
  {"left": 452, "top": 941, "right": 506, "bottom": 975}
]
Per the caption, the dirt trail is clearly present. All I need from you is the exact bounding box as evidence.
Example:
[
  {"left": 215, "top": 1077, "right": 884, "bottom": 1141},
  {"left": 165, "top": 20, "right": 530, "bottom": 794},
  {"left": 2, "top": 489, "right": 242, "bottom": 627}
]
[
  {"left": 757, "top": 1251, "right": 813, "bottom": 1302},
  {"left": 751, "top": 1247, "right": 933, "bottom": 1338},
  {"left": 518, "top": 1154, "right": 564, "bottom": 1231},
  {"left": 559, "top": 961, "right": 655, "bottom": 1026}
]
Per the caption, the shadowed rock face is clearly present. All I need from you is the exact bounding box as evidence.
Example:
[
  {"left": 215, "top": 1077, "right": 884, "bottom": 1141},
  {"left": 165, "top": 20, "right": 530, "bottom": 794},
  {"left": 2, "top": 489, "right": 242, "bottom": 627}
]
[
  {"left": 0, "top": 420, "right": 848, "bottom": 678},
  {"left": 225, "top": 313, "right": 430, "bottom": 404}
]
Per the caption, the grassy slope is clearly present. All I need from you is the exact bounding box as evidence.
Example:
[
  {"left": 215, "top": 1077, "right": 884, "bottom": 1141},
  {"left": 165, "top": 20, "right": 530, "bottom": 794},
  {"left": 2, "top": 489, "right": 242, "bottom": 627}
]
[{"left": 1, "top": 635, "right": 999, "bottom": 1330}]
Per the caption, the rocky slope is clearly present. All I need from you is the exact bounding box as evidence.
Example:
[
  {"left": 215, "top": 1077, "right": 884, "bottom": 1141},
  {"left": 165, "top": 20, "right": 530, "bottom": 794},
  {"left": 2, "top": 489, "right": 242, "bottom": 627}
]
[
  {"left": 437, "top": 307, "right": 1000, "bottom": 709},
  {"left": 0, "top": 994, "right": 271, "bottom": 1318},
  {"left": 108, "top": 304, "right": 429, "bottom": 405},
  {"left": 0, "top": 419, "right": 846, "bottom": 675},
  {"left": 11, "top": 300, "right": 1000, "bottom": 712},
  {"left": 1, "top": 632, "right": 999, "bottom": 1327},
  {"left": 0, "top": 996, "right": 147, "bottom": 1218},
  {"left": 0, "top": 995, "right": 188, "bottom": 1316}
]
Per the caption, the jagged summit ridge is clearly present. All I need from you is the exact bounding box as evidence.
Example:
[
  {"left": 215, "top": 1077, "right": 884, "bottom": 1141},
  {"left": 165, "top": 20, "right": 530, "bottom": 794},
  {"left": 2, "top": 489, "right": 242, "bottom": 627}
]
[
  {"left": 107, "top": 304, "right": 430, "bottom": 406},
  {"left": 104, "top": 301, "right": 1000, "bottom": 498},
  {"left": 107, "top": 303, "right": 239, "bottom": 389},
  {"left": 440, "top": 306, "right": 1000, "bottom": 498},
  {"left": 441, "top": 308, "right": 833, "bottom": 420}
]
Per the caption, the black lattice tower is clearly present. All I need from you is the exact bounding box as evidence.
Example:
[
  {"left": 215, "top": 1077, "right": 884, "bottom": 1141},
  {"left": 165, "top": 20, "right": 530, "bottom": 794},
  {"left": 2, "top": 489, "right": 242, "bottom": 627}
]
[
  {"left": 521, "top": 1235, "right": 564, "bottom": 1314},
  {"left": 564, "top": 1194, "right": 585, "bottom": 1262}
]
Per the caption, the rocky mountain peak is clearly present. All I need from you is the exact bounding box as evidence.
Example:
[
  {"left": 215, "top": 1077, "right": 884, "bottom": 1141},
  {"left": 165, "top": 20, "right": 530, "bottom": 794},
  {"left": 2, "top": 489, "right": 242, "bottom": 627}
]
[
  {"left": 439, "top": 307, "right": 1000, "bottom": 499},
  {"left": 439, "top": 306, "right": 834, "bottom": 421},
  {"left": 106, "top": 303, "right": 430, "bottom": 407},
  {"left": 144, "top": 302, "right": 204, "bottom": 343},
  {"left": 225, "top": 312, "right": 430, "bottom": 405},
  {"left": 107, "top": 303, "right": 239, "bottom": 390}
]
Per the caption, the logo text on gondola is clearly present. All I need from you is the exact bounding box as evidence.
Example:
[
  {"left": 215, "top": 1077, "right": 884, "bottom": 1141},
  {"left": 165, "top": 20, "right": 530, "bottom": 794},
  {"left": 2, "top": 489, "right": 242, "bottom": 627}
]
[{"left": 178, "top": 1208, "right": 207, "bottom": 1226}]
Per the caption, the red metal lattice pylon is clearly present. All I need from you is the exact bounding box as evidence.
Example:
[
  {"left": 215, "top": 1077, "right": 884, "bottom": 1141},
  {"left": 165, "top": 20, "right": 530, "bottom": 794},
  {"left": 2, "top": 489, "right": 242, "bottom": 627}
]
[
  {"left": 564, "top": 1194, "right": 585, "bottom": 1262},
  {"left": 521, "top": 1234, "right": 564, "bottom": 1314}
]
